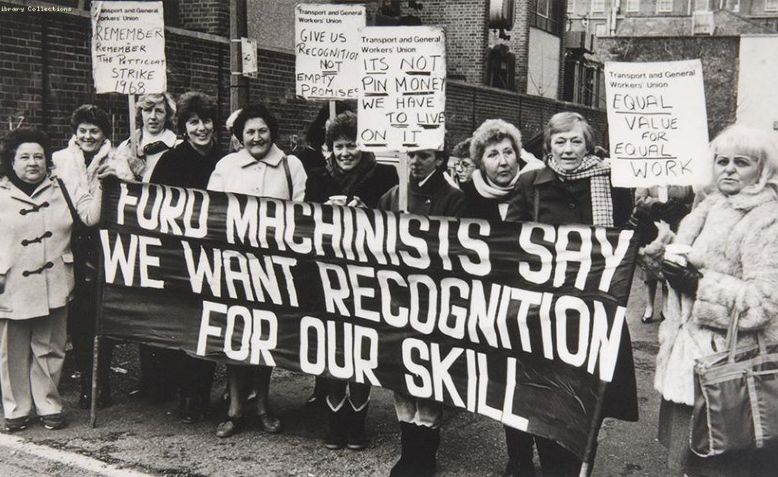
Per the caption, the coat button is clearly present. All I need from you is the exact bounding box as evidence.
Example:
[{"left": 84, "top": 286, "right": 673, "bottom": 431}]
[{"left": 568, "top": 202, "right": 576, "bottom": 209}]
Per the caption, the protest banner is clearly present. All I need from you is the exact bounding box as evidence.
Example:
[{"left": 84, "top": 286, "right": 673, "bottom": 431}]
[
  {"left": 295, "top": 3, "right": 365, "bottom": 100},
  {"left": 96, "top": 179, "right": 638, "bottom": 459},
  {"left": 604, "top": 60, "right": 709, "bottom": 187},
  {"left": 90, "top": 1, "right": 166, "bottom": 95},
  {"left": 357, "top": 26, "right": 446, "bottom": 152}
]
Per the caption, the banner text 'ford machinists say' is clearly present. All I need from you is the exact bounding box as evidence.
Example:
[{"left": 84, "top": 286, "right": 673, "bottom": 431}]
[{"left": 98, "top": 180, "right": 637, "bottom": 458}]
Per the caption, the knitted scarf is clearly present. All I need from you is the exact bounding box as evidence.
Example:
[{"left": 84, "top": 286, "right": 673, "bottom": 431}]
[
  {"left": 325, "top": 151, "right": 377, "bottom": 197},
  {"left": 547, "top": 154, "right": 614, "bottom": 227},
  {"left": 470, "top": 169, "right": 519, "bottom": 199}
]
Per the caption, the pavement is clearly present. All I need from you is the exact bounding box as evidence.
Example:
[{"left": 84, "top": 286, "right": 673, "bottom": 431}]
[{"left": 0, "top": 279, "right": 670, "bottom": 477}]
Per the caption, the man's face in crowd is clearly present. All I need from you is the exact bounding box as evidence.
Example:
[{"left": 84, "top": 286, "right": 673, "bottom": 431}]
[{"left": 409, "top": 149, "right": 442, "bottom": 181}]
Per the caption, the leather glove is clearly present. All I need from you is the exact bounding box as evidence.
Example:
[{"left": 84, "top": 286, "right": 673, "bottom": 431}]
[
  {"left": 628, "top": 203, "right": 660, "bottom": 246},
  {"left": 662, "top": 260, "right": 703, "bottom": 297},
  {"left": 656, "top": 198, "right": 689, "bottom": 225}
]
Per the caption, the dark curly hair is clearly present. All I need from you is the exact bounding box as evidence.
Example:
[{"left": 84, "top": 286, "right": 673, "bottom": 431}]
[
  {"left": 232, "top": 102, "right": 279, "bottom": 144},
  {"left": 308, "top": 102, "right": 353, "bottom": 150},
  {"left": 1, "top": 128, "right": 52, "bottom": 178},
  {"left": 324, "top": 111, "right": 358, "bottom": 151},
  {"left": 176, "top": 91, "right": 217, "bottom": 136},
  {"left": 70, "top": 104, "right": 112, "bottom": 137}
]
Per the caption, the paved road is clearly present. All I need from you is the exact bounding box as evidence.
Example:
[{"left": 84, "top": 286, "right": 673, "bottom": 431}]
[{"left": 0, "top": 280, "right": 669, "bottom": 477}]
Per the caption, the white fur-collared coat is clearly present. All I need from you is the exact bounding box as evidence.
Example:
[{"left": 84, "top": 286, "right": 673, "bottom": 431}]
[{"left": 654, "top": 187, "right": 778, "bottom": 405}]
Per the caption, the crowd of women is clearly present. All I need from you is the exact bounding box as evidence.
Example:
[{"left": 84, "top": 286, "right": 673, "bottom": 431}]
[{"left": 1, "top": 89, "right": 777, "bottom": 477}]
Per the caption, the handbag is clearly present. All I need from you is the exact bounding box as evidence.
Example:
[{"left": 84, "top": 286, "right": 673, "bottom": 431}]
[
  {"left": 57, "top": 178, "right": 99, "bottom": 284},
  {"left": 689, "top": 306, "right": 778, "bottom": 457}
]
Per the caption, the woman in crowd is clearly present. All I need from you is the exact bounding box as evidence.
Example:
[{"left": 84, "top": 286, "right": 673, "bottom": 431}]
[
  {"left": 294, "top": 102, "right": 352, "bottom": 176},
  {"left": 208, "top": 102, "right": 307, "bottom": 438},
  {"left": 379, "top": 147, "right": 465, "bottom": 477},
  {"left": 633, "top": 185, "right": 694, "bottom": 324},
  {"left": 449, "top": 138, "right": 475, "bottom": 186},
  {"left": 115, "top": 92, "right": 179, "bottom": 401},
  {"left": 150, "top": 91, "right": 223, "bottom": 423},
  {"left": 116, "top": 93, "right": 178, "bottom": 182},
  {"left": 653, "top": 125, "right": 778, "bottom": 477},
  {"left": 52, "top": 104, "right": 132, "bottom": 410},
  {"left": 461, "top": 119, "right": 543, "bottom": 221},
  {"left": 304, "top": 111, "right": 398, "bottom": 450},
  {"left": 504, "top": 111, "right": 638, "bottom": 476},
  {"left": 0, "top": 128, "right": 104, "bottom": 431}
]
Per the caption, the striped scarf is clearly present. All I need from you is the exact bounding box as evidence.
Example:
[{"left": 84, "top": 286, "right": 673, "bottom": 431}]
[{"left": 547, "top": 154, "right": 614, "bottom": 227}]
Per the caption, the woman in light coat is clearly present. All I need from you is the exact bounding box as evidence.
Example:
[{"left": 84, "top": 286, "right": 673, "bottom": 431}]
[
  {"left": 52, "top": 104, "right": 132, "bottom": 410},
  {"left": 0, "top": 128, "right": 103, "bottom": 432},
  {"left": 208, "top": 103, "right": 306, "bottom": 438},
  {"left": 652, "top": 125, "right": 778, "bottom": 477}
]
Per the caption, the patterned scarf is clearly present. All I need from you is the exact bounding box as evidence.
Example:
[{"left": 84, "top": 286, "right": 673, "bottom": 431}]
[{"left": 547, "top": 154, "right": 614, "bottom": 227}]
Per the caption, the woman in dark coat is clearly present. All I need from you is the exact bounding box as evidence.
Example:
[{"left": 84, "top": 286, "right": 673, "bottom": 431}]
[
  {"left": 305, "top": 111, "right": 397, "bottom": 208},
  {"left": 304, "top": 111, "right": 397, "bottom": 450},
  {"left": 150, "top": 91, "right": 223, "bottom": 423},
  {"left": 461, "top": 119, "right": 544, "bottom": 222},
  {"left": 504, "top": 112, "right": 638, "bottom": 477}
]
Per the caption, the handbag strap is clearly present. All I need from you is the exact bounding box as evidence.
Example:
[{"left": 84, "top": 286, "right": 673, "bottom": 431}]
[
  {"left": 56, "top": 178, "right": 80, "bottom": 224},
  {"left": 282, "top": 155, "right": 294, "bottom": 199},
  {"left": 726, "top": 306, "right": 767, "bottom": 363}
]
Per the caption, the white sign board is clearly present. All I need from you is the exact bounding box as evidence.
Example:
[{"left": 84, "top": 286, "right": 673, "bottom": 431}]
[
  {"left": 604, "top": 60, "right": 709, "bottom": 187},
  {"left": 295, "top": 3, "right": 365, "bottom": 100},
  {"left": 91, "top": 1, "right": 166, "bottom": 95},
  {"left": 241, "top": 37, "right": 258, "bottom": 78},
  {"left": 358, "top": 26, "right": 446, "bottom": 153}
]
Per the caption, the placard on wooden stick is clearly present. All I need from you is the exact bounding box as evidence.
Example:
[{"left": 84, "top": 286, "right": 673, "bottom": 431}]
[
  {"left": 295, "top": 3, "right": 365, "bottom": 100},
  {"left": 357, "top": 26, "right": 446, "bottom": 153},
  {"left": 91, "top": 1, "right": 166, "bottom": 95},
  {"left": 604, "top": 60, "right": 710, "bottom": 187}
]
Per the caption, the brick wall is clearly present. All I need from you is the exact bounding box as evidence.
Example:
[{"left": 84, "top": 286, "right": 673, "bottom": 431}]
[
  {"left": 595, "top": 36, "right": 740, "bottom": 136},
  {"left": 178, "top": 0, "right": 229, "bottom": 37},
  {"left": 0, "top": 1, "right": 604, "bottom": 158},
  {"left": 397, "top": 0, "right": 490, "bottom": 85}
]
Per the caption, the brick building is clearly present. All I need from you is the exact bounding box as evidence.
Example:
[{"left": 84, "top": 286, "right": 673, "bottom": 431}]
[
  {"left": 1, "top": 0, "right": 607, "bottom": 155},
  {"left": 567, "top": 0, "right": 778, "bottom": 36}
]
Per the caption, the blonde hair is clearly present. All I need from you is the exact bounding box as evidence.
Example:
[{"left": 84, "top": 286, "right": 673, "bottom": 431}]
[
  {"left": 135, "top": 93, "right": 176, "bottom": 131},
  {"left": 710, "top": 124, "right": 778, "bottom": 193}
]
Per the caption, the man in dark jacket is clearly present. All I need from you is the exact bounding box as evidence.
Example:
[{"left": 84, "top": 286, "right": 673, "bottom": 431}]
[{"left": 379, "top": 148, "right": 465, "bottom": 477}]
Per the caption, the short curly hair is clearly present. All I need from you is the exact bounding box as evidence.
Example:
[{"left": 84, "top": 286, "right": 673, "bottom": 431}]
[
  {"left": 176, "top": 91, "right": 217, "bottom": 136},
  {"left": 325, "top": 111, "right": 358, "bottom": 151},
  {"left": 469, "top": 119, "right": 522, "bottom": 168},
  {"left": 451, "top": 138, "right": 471, "bottom": 159},
  {"left": 70, "top": 104, "right": 112, "bottom": 137},
  {"left": 1, "top": 128, "right": 52, "bottom": 178},
  {"left": 232, "top": 102, "right": 279, "bottom": 144}
]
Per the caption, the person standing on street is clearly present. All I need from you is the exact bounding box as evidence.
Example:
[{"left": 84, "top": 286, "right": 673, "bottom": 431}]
[{"left": 379, "top": 146, "right": 465, "bottom": 477}]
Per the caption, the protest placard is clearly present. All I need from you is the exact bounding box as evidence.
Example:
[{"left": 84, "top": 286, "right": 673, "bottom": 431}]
[
  {"left": 294, "top": 3, "right": 365, "bottom": 100},
  {"left": 97, "top": 179, "right": 637, "bottom": 459},
  {"left": 90, "top": 1, "right": 166, "bottom": 95},
  {"left": 357, "top": 26, "right": 446, "bottom": 152},
  {"left": 604, "top": 60, "right": 710, "bottom": 187}
]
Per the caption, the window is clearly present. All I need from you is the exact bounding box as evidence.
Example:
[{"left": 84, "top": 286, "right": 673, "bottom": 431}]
[
  {"left": 567, "top": 0, "right": 575, "bottom": 13},
  {"left": 694, "top": 0, "right": 709, "bottom": 11},
  {"left": 656, "top": 0, "right": 673, "bottom": 13},
  {"left": 727, "top": 0, "right": 740, "bottom": 12},
  {"left": 767, "top": 0, "right": 778, "bottom": 12},
  {"left": 625, "top": 0, "right": 640, "bottom": 12},
  {"left": 591, "top": 0, "right": 605, "bottom": 13},
  {"left": 533, "top": 0, "right": 565, "bottom": 36},
  {"left": 595, "top": 23, "right": 607, "bottom": 36}
]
